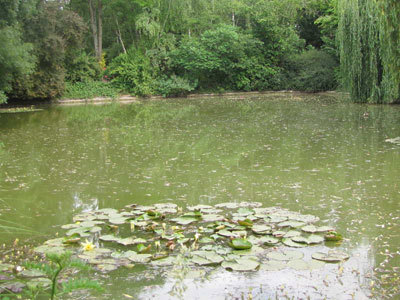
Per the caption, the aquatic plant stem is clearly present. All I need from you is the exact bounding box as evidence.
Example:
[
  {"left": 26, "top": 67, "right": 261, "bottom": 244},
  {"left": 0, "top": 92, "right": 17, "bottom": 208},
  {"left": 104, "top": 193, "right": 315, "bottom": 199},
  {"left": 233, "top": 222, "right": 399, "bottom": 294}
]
[{"left": 51, "top": 261, "right": 63, "bottom": 300}]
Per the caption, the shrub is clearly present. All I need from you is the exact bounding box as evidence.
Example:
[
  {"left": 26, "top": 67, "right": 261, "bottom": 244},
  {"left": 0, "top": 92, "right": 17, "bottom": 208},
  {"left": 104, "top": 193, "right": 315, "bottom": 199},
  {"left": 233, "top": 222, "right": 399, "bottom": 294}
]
[
  {"left": 281, "top": 49, "right": 338, "bottom": 92},
  {"left": 106, "top": 49, "right": 154, "bottom": 96},
  {"left": 65, "top": 51, "right": 102, "bottom": 83},
  {"left": 170, "top": 25, "right": 277, "bottom": 91},
  {"left": 155, "top": 75, "right": 197, "bottom": 97}
]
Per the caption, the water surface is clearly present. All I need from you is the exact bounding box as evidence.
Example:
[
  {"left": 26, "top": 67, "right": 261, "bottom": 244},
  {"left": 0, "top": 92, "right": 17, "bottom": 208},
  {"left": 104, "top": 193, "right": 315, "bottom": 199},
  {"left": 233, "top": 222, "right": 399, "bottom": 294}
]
[{"left": 1, "top": 93, "right": 399, "bottom": 299}]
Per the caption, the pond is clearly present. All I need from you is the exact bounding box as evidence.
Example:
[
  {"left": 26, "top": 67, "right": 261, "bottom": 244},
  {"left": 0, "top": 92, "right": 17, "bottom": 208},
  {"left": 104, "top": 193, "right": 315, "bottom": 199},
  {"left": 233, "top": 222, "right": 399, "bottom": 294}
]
[{"left": 0, "top": 93, "right": 399, "bottom": 299}]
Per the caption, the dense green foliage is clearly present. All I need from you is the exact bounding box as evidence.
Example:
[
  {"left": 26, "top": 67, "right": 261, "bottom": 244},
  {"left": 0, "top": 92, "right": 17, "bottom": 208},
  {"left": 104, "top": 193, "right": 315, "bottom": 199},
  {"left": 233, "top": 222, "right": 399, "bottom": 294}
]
[
  {"left": 338, "top": 0, "right": 400, "bottom": 103},
  {"left": 0, "top": 0, "right": 398, "bottom": 102},
  {"left": 282, "top": 49, "right": 338, "bottom": 92},
  {"left": 63, "top": 81, "right": 119, "bottom": 100}
]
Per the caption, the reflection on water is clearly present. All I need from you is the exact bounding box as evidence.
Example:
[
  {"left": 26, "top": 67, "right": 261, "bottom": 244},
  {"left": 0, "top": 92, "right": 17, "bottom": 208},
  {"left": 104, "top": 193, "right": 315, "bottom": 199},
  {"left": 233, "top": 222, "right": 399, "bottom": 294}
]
[{"left": 0, "top": 93, "right": 399, "bottom": 298}]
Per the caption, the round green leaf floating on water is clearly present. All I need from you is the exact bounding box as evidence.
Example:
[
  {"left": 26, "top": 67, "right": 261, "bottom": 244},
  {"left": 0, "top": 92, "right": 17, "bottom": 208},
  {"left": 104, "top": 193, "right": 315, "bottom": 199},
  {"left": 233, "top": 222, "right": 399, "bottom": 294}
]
[
  {"left": 261, "top": 260, "right": 286, "bottom": 271},
  {"left": 287, "top": 259, "right": 325, "bottom": 271},
  {"left": 27, "top": 277, "right": 52, "bottom": 289},
  {"left": 251, "top": 225, "right": 272, "bottom": 235},
  {"left": 287, "top": 259, "right": 309, "bottom": 270},
  {"left": 267, "top": 250, "right": 304, "bottom": 261},
  {"left": 292, "top": 235, "right": 324, "bottom": 245},
  {"left": 19, "top": 269, "right": 46, "bottom": 278},
  {"left": 258, "top": 236, "right": 280, "bottom": 246},
  {"left": 191, "top": 251, "right": 224, "bottom": 266},
  {"left": 282, "top": 238, "right": 306, "bottom": 248},
  {"left": 312, "top": 250, "right": 349, "bottom": 263},
  {"left": 278, "top": 220, "right": 306, "bottom": 228},
  {"left": 217, "top": 229, "right": 245, "bottom": 238},
  {"left": 99, "top": 235, "right": 119, "bottom": 242},
  {"left": 229, "top": 238, "right": 252, "bottom": 250},
  {"left": 171, "top": 217, "right": 198, "bottom": 225},
  {"left": 126, "top": 252, "right": 152, "bottom": 263},
  {"left": 222, "top": 258, "right": 260, "bottom": 271},
  {"left": 283, "top": 230, "right": 301, "bottom": 238}
]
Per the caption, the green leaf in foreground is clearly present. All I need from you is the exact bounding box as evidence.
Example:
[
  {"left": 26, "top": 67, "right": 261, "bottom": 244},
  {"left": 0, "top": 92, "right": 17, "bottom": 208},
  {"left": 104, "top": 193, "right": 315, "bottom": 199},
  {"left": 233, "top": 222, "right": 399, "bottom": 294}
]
[{"left": 229, "top": 238, "right": 252, "bottom": 250}]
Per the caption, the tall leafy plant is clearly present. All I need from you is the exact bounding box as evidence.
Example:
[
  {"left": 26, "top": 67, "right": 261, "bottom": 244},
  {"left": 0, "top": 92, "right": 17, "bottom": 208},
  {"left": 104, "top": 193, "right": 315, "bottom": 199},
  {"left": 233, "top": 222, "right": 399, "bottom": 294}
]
[{"left": 338, "top": 0, "right": 400, "bottom": 103}]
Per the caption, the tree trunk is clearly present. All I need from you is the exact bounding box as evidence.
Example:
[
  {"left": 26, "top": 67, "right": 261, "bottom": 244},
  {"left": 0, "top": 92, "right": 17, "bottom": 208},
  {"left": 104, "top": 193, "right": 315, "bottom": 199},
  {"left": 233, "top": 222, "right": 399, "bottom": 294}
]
[
  {"left": 97, "top": 0, "right": 102, "bottom": 60},
  {"left": 115, "top": 17, "right": 127, "bottom": 54},
  {"left": 88, "top": 0, "right": 102, "bottom": 61},
  {"left": 88, "top": 0, "right": 99, "bottom": 59}
]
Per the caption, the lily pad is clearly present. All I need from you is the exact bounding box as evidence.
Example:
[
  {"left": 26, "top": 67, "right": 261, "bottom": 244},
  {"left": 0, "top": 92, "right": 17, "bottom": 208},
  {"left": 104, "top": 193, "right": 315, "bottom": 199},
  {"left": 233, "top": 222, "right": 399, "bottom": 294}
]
[
  {"left": 289, "top": 214, "right": 319, "bottom": 223},
  {"left": 278, "top": 220, "right": 306, "bottom": 228},
  {"left": 302, "top": 225, "right": 335, "bottom": 233},
  {"left": 0, "top": 282, "right": 25, "bottom": 293},
  {"left": 272, "top": 230, "right": 286, "bottom": 238},
  {"left": 312, "top": 250, "right": 349, "bottom": 263},
  {"left": 116, "top": 237, "right": 146, "bottom": 246},
  {"left": 151, "top": 256, "right": 176, "bottom": 266},
  {"left": 258, "top": 236, "right": 280, "bottom": 246},
  {"left": 171, "top": 217, "right": 198, "bottom": 225},
  {"left": 217, "top": 229, "right": 246, "bottom": 238},
  {"left": 229, "top": 238, "right": 252, "bottom": 250},
  {"left": 126, "top": 252, "right": 152, "bottom": 263},
  {"left": 239, "top": 202, "right": 262, "bottom": 208},
  {"left": 267, "top": 250, "right": 304, "bottom": 261},
  {"left": 19, "top": 269, "right": 46, "bottom": 278},
  {"left": 287, "top": 259, "right": 309, "bottom": 270},
  {"left": 202, "top": 214, "right": 225, "bottom": 222},
  {"left": 27, "top": 278, "right": 52, "bottom": 289},
  {"left": 96, "top": 264, "right": 119, "bottom": 272},
  {"left": 283, "top": 230, "right": 302, "bottom": 238},
  {"left": 109, "top": 216, "right": 128, "bottom": 225},
  {"left": 222, "top": 258, "right": 260, "bottom": 271},
  {"left": 251, "top": 225, "right": 272, "bottom": 234},
  {"left": 199, "top": 237, "right": 214, "bottom": 244},
  {"left": 265, "top": 215, "right": 287, "bottom": 223},
  {"left": 292, "top": 235, "right": 324, "bottom": 245},
  {"left": 34, "top": 245, "right": 67, "bottom": 255},
  {"left": 215, "top": 202, "right": 239, "bottom": 209},
  {"left": 261, "top": 260, "right": 286, "bottom": 271},
  {"left": 187, "top": 204, "right": 213, "bottom": 211},
  {"left": 100, "top": 235, "right": 120, "bottom": 242},
  {"left": 235, "top": 207, "right": 254, "bottom": 217},
  {"left": 191, "top": 251, "right": 224, "bottom": 265},
  {"left": 97, "top": 208, "right": 119, "bottom": 215},
  {"left": 282, "top": 238, "right": 306, "bottom": 248}
]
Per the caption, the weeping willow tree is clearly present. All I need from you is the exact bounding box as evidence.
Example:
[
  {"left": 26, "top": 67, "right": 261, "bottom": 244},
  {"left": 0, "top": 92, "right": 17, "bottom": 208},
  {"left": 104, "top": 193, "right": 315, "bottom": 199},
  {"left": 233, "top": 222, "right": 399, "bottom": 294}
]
[{"left": 338, "top": 0, "right": 399, "bottom": 103}]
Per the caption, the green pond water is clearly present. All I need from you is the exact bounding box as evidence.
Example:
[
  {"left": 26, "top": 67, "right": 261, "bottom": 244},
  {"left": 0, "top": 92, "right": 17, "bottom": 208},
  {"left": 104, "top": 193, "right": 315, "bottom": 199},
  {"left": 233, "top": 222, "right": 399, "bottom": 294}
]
[{"left": 0, "top": 93, "right": 399, "bottom": 299}]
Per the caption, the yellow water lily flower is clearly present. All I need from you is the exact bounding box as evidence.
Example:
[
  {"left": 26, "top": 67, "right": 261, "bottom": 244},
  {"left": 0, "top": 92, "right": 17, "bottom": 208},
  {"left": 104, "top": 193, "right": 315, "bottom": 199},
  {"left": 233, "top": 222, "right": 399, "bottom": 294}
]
[{"left": 81, "top": 239, "right": 95, "bottom": 251}]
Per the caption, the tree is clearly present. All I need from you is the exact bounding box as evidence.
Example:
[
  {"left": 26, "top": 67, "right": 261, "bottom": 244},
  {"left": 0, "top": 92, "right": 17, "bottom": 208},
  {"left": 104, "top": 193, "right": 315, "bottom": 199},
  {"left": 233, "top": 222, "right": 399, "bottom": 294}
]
[
  {"left": 0, "top": 0, "right": 36, "bottom": 103},
  {"left": 10, "top": 1, "right": 87, "bottom": 100},
  {"left": 338, "top": 0, "right": 400, "bottom": 103}
]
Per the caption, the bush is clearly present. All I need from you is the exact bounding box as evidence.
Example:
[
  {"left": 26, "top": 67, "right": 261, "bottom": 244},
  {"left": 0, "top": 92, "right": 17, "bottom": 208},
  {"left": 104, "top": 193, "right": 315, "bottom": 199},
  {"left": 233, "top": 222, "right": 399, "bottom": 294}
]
[
  {"left": 155, "top": 75, "right": 197, "bottom": 97},
  {"left": 0, "top": 91, "right": 7, "bottom": 104},
  {"left": 281, "top": 49, "right": 338, "bottom": 92},
  {"left": 170, "top": 25, "right": 277, "bottom": 91},
  {"left": 63, "top": 81, "right": 119, "bottom": 99},
  {"left": 106, "top": 49, "right": 154, "bottom": 96},
  {"left": 65, "top": 51, "right": 102, "bottom": 83}
]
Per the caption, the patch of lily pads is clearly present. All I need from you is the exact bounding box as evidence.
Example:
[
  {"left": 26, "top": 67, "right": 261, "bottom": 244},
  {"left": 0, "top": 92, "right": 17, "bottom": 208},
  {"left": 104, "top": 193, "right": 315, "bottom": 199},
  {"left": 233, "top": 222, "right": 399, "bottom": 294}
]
[{"left": 31, "top": 202, "right": 347, "bottom": 274}]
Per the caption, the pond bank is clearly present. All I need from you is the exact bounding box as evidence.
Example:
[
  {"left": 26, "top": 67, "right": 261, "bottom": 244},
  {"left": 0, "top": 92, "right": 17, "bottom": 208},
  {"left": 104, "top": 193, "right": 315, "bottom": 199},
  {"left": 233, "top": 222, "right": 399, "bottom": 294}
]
[{"left": 55, "top": 90, "right": 345, "bottom": 106}]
